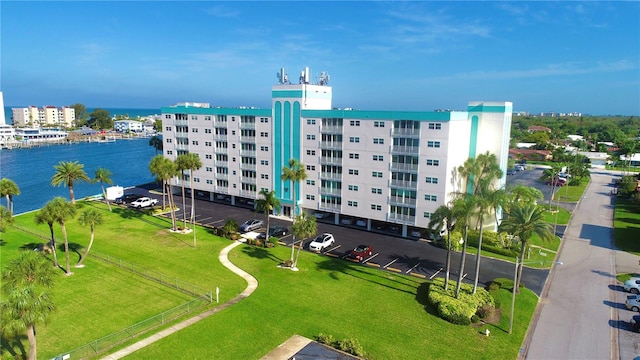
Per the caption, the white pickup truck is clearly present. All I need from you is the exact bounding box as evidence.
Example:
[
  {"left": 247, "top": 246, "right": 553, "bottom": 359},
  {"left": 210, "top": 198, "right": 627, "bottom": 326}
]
[{"left": 130, "top": 197, "right": 158, "bottom": 208}]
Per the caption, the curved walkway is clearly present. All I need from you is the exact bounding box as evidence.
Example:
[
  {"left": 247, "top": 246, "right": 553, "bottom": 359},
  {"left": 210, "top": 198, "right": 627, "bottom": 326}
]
[{"left": 101, "top": 241, "right": 257, "bottom": 360}]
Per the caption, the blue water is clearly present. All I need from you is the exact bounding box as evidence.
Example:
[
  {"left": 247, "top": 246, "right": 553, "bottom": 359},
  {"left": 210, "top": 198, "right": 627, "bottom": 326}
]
[
  {"left": 3, "top": 107, "right": 160, "bottom": 125},
  {"left": 0, "top": 138, "right": 157, "bottom": 214}
]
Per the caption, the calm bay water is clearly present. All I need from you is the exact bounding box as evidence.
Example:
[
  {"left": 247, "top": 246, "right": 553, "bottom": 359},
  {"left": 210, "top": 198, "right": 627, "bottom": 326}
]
[
  {"left": 0, "top": 138, "right": 157, "bottom": 214},
  {"left": 3, "top": 107, "right": 160, "bottom": 125}
]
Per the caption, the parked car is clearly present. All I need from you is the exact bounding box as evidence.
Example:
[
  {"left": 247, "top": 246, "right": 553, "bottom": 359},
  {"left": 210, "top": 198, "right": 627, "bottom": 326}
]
[
  {"left": 515, "top": 164, "right": 526, "bottom": 171},
  {"left": 630, "top": 314, "right": 640, "bottom": 332},
  {"left": 130, "top": 197, "right": 158, "bottom": 208},
  {"left": 341, "top": 218, "right": 354, "bottom": 225},
  {"left": 546, "top": 178, "right": 566, "bottom": 186},
  {"left": 257, "top": 225, "right": 289, "bottom": 239},
  {"left": 624, "top": 277, "right": 640, "bottom": 294},
  {"left": 355, "top": 219, "right": 367, "bottom": 227},
  {"left": 506, "top": 169, "right": 516, "bottom": 175},
  {"left": 239, "top": 219, "right": 264, "bottom": 232},
  {"left": 115, "top": 194, "right": 143, "bottom": 205},
  {"left": 347, "top": 244, "right": 374, "bottom": 262},
  {"left": 625, "top": 295, "right": 640, "bottom": 312},
  {"left": 309, "top": 233, "right": 335, "bottom": 252}
]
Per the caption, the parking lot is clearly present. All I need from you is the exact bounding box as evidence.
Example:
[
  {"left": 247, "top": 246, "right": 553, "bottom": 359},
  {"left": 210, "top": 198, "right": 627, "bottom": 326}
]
[{"left": 120, "top": 183, "right": 551, "bottom": 296}]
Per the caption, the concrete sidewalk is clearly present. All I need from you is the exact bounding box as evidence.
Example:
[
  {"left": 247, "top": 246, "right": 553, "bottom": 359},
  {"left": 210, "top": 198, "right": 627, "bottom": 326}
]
[{"left": 101, "top": 241, "right": 257, "bottom": 360}]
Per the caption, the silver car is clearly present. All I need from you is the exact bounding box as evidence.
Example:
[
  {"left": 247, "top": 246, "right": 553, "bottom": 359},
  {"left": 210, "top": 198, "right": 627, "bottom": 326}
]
[
  {"left": 624, "top": 277, "right": 640, "bottom": 294},
  {"left": 239, "top": 219, "right": 264, "bottom": 232}
]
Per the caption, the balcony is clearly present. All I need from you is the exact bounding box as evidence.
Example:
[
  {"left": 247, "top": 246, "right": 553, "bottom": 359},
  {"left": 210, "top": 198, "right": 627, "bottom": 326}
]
[
  {"left": 392, "top": 128, "right": 420, "bottom": 137},
  {"left": 388, "top": 213, "right": 416, "bottom": 224},
  {"left": 391, "top": 146, "right": 420, "bottom": 155},
  {"left": 215, "top": 160, "right": 228, "bottom": 167},
  {"left": 239, "top": 190, "right": 256, "bottom": 198},
  {"left": 240, "top": 163, "right": 257, "bottom": 171},
  {"left": 215, "top": 173, "right": 229, "bottom": 180},
  {"left": 389, "top": 196, "right": 417, "bottom": 206},
  {"left": 240, "top": 149, "right": 256, "bottom": 157},
  {"left": 320, "top": 187, "right": 342, "bottom": 196},
  {"left": 320, "top": 126, "right": 343, "bottom": 134},
  {"left": 390, "top": 179, "right": 417, "bottom": 189},
  {"left": 319, "top": 141, "right": 342, "bottom": 150},
  {"left": 320, "top": 172, "right": 342, "bottom": 181},
  {"left": 213, "top": 134, "right": 227, "bottom": 141},
  {"left": 175, "top": 144, "right": 189, "bottom": 151},
  {"left": 173, "top": 119, "right": 188, "bottom": 126},
  {"left": 319, "top": 202, "right": 341, "bottom": 212},
  {"left": 214, "top": 148, "right": 228, "bottom": 154},
  {"left": 320, "top": 157, "right": 342, "bottom": 166},
  {"left": 390, "top": 162, "right": 419, "bottom": 172},
  {"left": 239, "top": 122, "right": 256, "bottom": 130}
]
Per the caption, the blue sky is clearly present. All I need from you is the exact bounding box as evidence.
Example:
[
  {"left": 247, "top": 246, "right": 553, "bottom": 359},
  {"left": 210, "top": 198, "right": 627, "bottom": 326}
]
[{"left": 1, "top": 1, "right": 639, "bottom": 115}]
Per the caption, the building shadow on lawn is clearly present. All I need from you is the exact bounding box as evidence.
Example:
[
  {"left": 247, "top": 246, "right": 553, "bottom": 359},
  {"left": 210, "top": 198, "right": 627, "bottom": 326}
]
[
  {"left": 0, "top": 334, "right": 27, "bottom": 360},
  {"left": 603, "top": 300, "right": 628, "bottom": 310},
  {"left": 112, "top": 206, "right": 145, "bottom": 220},
  {"left": 241, "top": 245, "right": 283, "bottom": 263}
]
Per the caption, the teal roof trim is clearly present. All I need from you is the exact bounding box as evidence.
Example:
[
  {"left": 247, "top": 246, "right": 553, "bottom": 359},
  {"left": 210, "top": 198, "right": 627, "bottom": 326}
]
[
  {"left": 301, "top": 109, "right": 455, "bottom": 121},
  {"left": 272, "top": 90, "right": 304, "bottom": 98},
  {"left": 161, "top": 106, "right": 270, "bottom": 116},
  {"left": 467, "top": 105, "right": 511, "bottom": 113}
]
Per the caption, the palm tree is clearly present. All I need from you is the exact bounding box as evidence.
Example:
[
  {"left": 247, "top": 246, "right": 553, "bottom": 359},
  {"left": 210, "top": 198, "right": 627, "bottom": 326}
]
[
  {"left": 149, "top": 155, "right": 167, "bottom": 209},
  {"left": 148, "top": 135, "right": 163, "bottom": 155},
  {"left": 0, "top": 251, "right": 56, "bottom": 360},
  {"left": 157, "top": 157, "right": 179, "bottom": 230},
  {"left": 429, "top": 204, "right": 457, "bottom": 291},
  {"left": 256, "top": 189, "right": 280, "bottom": 247},
  {"left": 499, "top": 203, "right": 554, "bottom": 293},
  {"left": 184, "top": 153, "right": 202, "bottom": 226},
  {"left": 452, "top": 195, "right": 476, "bottom": 299},
  {"left": 49, "top": 197, "right": 77, "bottom": 275},
  {"left": 541, "top": 163, "right": 564, "bottom": 209},
  {"left": 174, "top": 154, "right": 189, "bottom": 229},
  {"left": 0, "top": 205, "right": 13, "bottom": 232},
  {"left": 51, "top": 161, "right": 90, "bottom": 204},
  {"left": 0, "top": 178, "right": 20, "bottom": 213},
  {"left": 76, "top": 209, "right": 104, "bottom": 267},
  {"left": 292, "top": 213, "right": 317, "bottom": 269},
  {"left": 34, "top": 202, "right": 60, "bottom": 269},
  {"left": 92, "top": 167, "right": 114, "bottom": 211},
  {"left": 281, "top": 159, "right": 307, "bottom": 219}
]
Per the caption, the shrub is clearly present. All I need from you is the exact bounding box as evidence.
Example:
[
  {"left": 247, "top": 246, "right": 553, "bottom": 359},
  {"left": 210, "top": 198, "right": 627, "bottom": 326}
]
[
  {"left": 488, "top": 282, "right": 500, "bottom": 292},
  {"left": 316, "top": 333, "right": 334, "bottom": 345},
  {"left": 268, "top": 236, "right": 279, "bottom": 247},
  {"left": 471, "top": 314, "right": 480, "bottom": 323},
  {"left": 337, "top": 338, "right": 366, "bottom": 357},
  {"left": 426, "top": 277, "right": 495, "bottom": 325},
  {"left": 476, "top": 304, "right": 495, "bottom": 319}
]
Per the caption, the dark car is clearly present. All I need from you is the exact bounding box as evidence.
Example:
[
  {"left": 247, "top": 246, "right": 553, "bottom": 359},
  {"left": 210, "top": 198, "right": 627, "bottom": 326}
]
[
  {"left": 115, "top": 194, "right": 143, "bottom": 204},
  {"left": 631, "top": 315, "right": 640, "bottom": 332},
  {"left": 257, "top": 225, "right": 289, "bottom": 239},
  {"left": 346, "top": 245, "right": 374, "bottom": 262}
]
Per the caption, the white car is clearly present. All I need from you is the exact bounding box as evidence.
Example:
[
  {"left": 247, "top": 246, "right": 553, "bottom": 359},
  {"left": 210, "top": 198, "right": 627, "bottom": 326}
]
[
  {"left": 309, "top": 233, "right": 335, "bottom": 252},
  {"left": 239, "top": 219, "right": 263, "bottom": 232},
  {"left": 627, "top": 295, "right": 640, "bottom": 312},
  {"left": 313, "top": 212, "right": 330, "bottom": 219},
  {"left": 130, "top": 197, "right": 158, "bottom": 208},
  {"left": 624, "top": 277, "right": 640, "bottom": 294}
]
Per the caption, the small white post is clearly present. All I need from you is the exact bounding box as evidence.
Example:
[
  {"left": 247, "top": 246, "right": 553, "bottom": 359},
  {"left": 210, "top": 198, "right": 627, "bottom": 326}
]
[{"left": 216, "top": 286, "right": 219, "bottom": 303}]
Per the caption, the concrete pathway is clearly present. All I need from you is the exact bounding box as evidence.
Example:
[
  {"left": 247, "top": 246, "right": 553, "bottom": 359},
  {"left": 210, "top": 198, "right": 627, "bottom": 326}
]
[
  {"left": 101, "top": 241, "right": 257, "bottom": 360},
  {"left": 523, "top": 170, "right": 638, "bottom": 360}
]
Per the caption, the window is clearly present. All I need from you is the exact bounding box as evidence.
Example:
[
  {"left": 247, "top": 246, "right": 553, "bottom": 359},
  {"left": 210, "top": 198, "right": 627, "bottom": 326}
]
[
  {"left": 428, "top": 123, "right": 442, "bottom": 130},
  {"left": 306, "top": 165, "right": 316, "bottom": 171},
  {"left": 372, "top": 171, "right": 383, "bottom": 178},
  {"left": 425, "top": 194, "right": 437, "bottom": 201},
  {"left": 191, "top": 115, "right": 198, "bottom": 120},
  {"left": 206, "top": 179, "right": 213, "bottom": 184},
  {"left": 373, "top": 155, "right": 384, "bottom": 161},
  {"left": 426, "top": 159, "right": 440, "bottom": 166},
  {"left": 349, "top": 153, "right": 359, "bottom": 159},
  {"left": 166, "top": 138, "right": 172, "bottom": 143},
  {"left": 260, "top": 146, "right": 269, "bottom": 151},
  {"left": 348, "top": 185, "right": 359, "bottom": 191},
  {"left": 260, "top": 160, "right": 269, "bottom": 165},
  {"left": 261, "top": 174, "right": 269, "bottom": 179},
  {"left": 164, "top": 115, "right": 171, "bottom": 119},
  {"left": 371, "top": 188, "right": 382, "bottom": 194},
  {"left": 306, "top": 134, "right": 316, "bottom": 140},
  {"left": 205, "top": 128, "right": 212, "bottom": 133},
  {"left": 206, "top": 167, "right": 213, "bottom": 172},
  {"left": 306, "top": 194, "right": 315, "bottom": 200},
  {"left": 374, "top": 121, "right": 385, "bottom": 128},
  {"left": 165, "top": 126, "right": 171, "bottom": 131},
  {"left": 306, "top": 150, "right": 316, "bottom": 156},
  {"left": 349, "top": 137, "right": 360, "bottom": 143},
  {"left": 423, "top": 212, "right": 431, "bottom": 218},
  {"left": 349, "top": 120, "right": 360, "bottom": 126},
  {"left": 306, "top": 179, "right": 316, "bottom": 185},
  {"left": 192, "top": 140, "right": 199, "bottom": 145},
  {"left": 167, "top": 150, "right": 173, "bottom": 155},
  {"left": 261, "top": 132, "right": 269, "bottom": 137},
  {"left": 194, "top": 178, "right": 200, "bottom": 182},
  {"left": 260, "top": 117, "right": 269, "bottom": 123},
  {"left": 232, "top": 144, "right": 236, "bottom": 148},
  {"left": 371, "top": 204, "right": 382, "bottom": 211},
  {"left": 373, "top": 138, "right": 384, "bottom": 144},
  {"left": 348, "top": 201, "right": 358, "bottom": 207},
  {"left": 307, "top": 119, "right": 316, "bottom": 125},
  {"left": 192, "top": 128, "right": 198, "bottom": 133},
  {"left": 205, "top": 154, "right": 212, "bottom": 159},
  {"left": 425, "top": 177, "right": 439, "bottom": 184},
  {"left": 232, "top": 130, "right": 236, "bottom": 135},
  {"left": 348, "top": 169, "right": 359, "bottom": 175},
  {"left": 427, "top": 141, "right": 441, "bottom": 148},
  {"left": 205, "top": 141, "right": 212, "bottom": 147},
  {"left": 205, "top": 116, "right": 212, "bottom": 121}
]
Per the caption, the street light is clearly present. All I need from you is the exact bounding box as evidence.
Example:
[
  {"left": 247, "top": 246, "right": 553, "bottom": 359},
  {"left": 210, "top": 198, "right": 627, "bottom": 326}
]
[{"left": 509, "top": 257, "right": 563, "bottom": 334}]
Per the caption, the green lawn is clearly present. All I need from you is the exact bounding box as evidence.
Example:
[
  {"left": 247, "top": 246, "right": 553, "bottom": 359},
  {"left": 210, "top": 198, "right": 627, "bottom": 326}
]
[
  {"left": 614, "top": 198, "right": 640, "bottom": 255},
  {"left": 553, "top": 178, "right": 590, "bottom": 202},
  {"left": 2, "top": 200, "right": 540, "bottom": 359},
  {"left": 541, "top": 205, "right": 571, "bottom": 225}
]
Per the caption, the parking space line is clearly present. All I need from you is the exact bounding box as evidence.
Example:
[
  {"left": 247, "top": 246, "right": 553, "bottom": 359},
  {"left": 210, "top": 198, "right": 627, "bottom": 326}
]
[
  {"left": 406, "top": 262, "right": 420, "bottom": 274},
  {"left": 325, "top": 253, "right": 340, "bottom": 258},
  {"left": 429, "top": 268, "right": 443, "bottom": 280},
  {"left": 325, "top": 244, "right": 341, "bottom": 253},
  {"left": 410, "top": 273, "right": 426, "bottom": 279},
  {"left": 386, "top": 267, "right": 402, "bottom": 273},
  {"left": 363, "top": 253, "right": 379, "bottom": 264},
  {"left": 366, "top": 262, "right": 380, "bottom": 268},
  {"left": 383, "top": 258, "right": 399, "bottom": 269}
]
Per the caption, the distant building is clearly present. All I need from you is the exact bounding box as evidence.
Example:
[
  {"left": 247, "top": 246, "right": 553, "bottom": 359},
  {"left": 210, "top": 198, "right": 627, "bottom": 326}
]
[
  {"left": 114, "top": 120, "right": 143, "bottom": 133},
  {"left": 12, "top": 105, "right": 75, "bottom": 127},
  {"left": 527, "top": 125, "right": 551, "bottom": 133},
  {"left": 509, "top": 149, "right": 552, "bottom": 161}
]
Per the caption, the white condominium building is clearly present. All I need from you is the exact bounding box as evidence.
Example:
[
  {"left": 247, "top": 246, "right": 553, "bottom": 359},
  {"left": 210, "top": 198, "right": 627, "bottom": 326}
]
[
  {"left": 12, "top": 105, "right": 76, "bottom": 127},
  {"left": 161, "top": 68, "right": 512, "bottom": 237}
]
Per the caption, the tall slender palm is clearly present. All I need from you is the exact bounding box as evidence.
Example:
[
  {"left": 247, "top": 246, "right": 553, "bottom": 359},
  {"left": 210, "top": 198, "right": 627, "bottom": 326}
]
[
  {"left": 542, "top": 163, "right": 564, "bottom": 209},
  {"left": 76, "top": 209, "right": 104, "bottom": 267},
  {"left": 149, "top": 155, "right": 167, "bottom": 209},
  {"left": 49, "top": 197, "right": 77, "bottom": 275},
  {"left": 184, "top": 153, "right": 202, "bottom": 225},
  {"left": 0, "top": 205, "right": 13, "bottom": 232},
  {"left": 148, "top": 135, "right": 163, "bottom": 155},
  {"left": 174, "top": 154, "right": 190, "bottom": 229},
  {"left": 499, "top": 203, "right": 554, "bottom": 293},
  {"left": 156, "top": 158, "right": 179, "bottom": 230},
  {"left": 292, "top": 213, "right": 317, "bottom": 269},
  {"left": 256, "top": 189, "right": 280, "bottom": 247},
  {"left": 0, "top": 251, "right": 56, "bottom": 360},
  {"left": 51, "top": 161, "right": 90, "bottom": 204},
  {"left": 452, "top": 195, "right": 476, "bottom": 299},
  {"left": 429, "top": 204, "right": 457, "bottom": 291},
  {"left": 0, "top": 178, "right": 20, "bottom": 213},
  {"left": 282, "top": 159, "right": 307, "bottom": 260},
  {"left": 92, "top": 167, "right": 113, "bottom": 211},
  {"left": 34, "top": 203, "right": 60, "bottom": 268}
]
